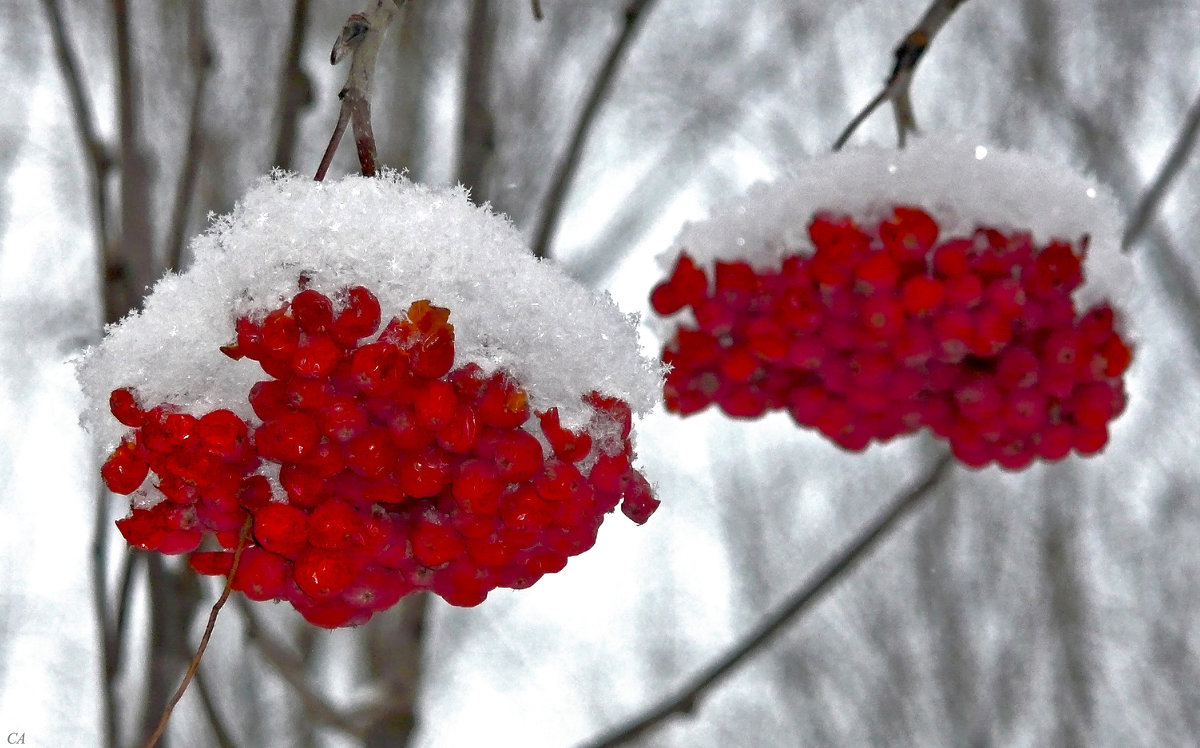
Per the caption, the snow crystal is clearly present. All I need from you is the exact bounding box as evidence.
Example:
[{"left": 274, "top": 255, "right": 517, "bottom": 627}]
[
  {"left": 664, "top": 132, "right": 1131, "bottom": 313},
  {"left": 76, "top": 171, "right": 662, "bottom": 453}
]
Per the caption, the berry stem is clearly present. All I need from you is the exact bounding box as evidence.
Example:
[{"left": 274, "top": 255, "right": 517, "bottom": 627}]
[
  {"left": 315, "top": 1, "right": 405, "bottom": 181},
  {"left": 832, "top": 0, "right": 972, "bottom": 151},
  {"left": 578, "top": 453, "right": 955, "bottom": 748},
  {"left": 140, "top": 516, "right": 253, "bottom": 748}
]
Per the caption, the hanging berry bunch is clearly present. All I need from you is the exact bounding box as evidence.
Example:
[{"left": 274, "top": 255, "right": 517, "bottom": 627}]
[
  {"left": 650, "top": 136, "right": 1134, "bottom": 469},
  {"left": 79, "top": 172, "right": 662, "bottom": 628}
]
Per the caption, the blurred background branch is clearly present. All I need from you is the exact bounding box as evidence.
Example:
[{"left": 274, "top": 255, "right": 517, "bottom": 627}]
[{"left": 581, "top": 453, "right": 954, "bottom": 748}]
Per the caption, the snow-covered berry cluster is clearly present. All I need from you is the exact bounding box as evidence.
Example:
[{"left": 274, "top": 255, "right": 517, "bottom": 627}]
[
  {"left": 102, "top": 283, "right": 655, "bottom": 627},
  {"left": 79, "top": 171, "right": 663, "bottom": 628},
  {"left": 652, "top": 206, "right": 1132, "bottom": 468}
]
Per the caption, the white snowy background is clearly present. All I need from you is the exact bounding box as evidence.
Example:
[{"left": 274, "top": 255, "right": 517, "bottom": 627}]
[{"left": 4, "top": 1, "right": 1200, "bottom": 746}]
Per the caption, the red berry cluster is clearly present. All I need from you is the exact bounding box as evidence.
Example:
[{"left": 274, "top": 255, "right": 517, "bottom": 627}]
[
  {"left": 101, "top": 281, "right": 657, "bottom": 628},
  {"left": 651, "top": 206, "right": 1132, "bottom": 469}
]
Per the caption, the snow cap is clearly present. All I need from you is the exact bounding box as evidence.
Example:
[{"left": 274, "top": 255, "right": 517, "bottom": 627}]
[
  {"left": 77, "top": 170, "right": 662, "bottom": 453},
  {"left": 665, "top": 133, "right": 1130, "bottom": 312}
]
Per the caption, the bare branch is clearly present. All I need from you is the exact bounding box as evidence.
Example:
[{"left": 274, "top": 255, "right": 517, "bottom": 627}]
[
  {"left": 141, "top": 518, "right": 253, "bottom": 748},
  {"left": 833, "top": 0, "right": 971, "bottom": 151},
  {"left": 1122, "top": 82, "right": 1200, "bottom": 252},
  {"left": 165, "top": 1, "right": 214, "bottom": 273},
  {"left": 47, "top": 0, "right": 120, "bottom": 738},
  {"left": 192, "top": 667, "right": 240, "bottom": 748},
  {"left": 235, "top": 597, "right": 364, "bottom": 735},
  {"left": 111, "top": 0, "right": 156, "bottom": 322},
  {"left": 532, "top": 0, "right": 544, "bottom": 21},
  {"left": 273, "top": 0, "right": 314, "bottom": 171},
  {"left": 316, "top": 0, "right": 403, "bottom": 181},
  {"left": 530, "top": 0, "right": 660, "bottom": 259},
  {"left": 457, "top": 0, "right": 496, "bottom": 200},
  {"left": 578, "top": 453, "right": 956, "bottom": 748},
  {"left": 39, "top": 0, "right": 112, "bottom": 259},
  {"left": 89, "top": 486, "right": 121, "bottom": 748}
]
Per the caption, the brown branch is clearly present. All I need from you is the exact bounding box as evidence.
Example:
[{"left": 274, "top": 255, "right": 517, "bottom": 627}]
[
  {"left": 235, "top": 597, "right": 364, "bottom": 735},
  {"left": 578, "top": 453, "right": 956, "bottom": 748},
  {"left": 833, "top": 0, "right": 971, "bottom": 151},
  {"left": 315, "top": 0, "right": 403, "bottom": 181},
  {"left": 141, "top": 517, "right": 254, "bottom": 748},
  {"left": 529, "top": 0, "right": 660, "bottom": 259},
  {"left": 164, "top": 1, "right": 214, "bottom": 273},
  {"left": 531, "top": 0, "right": 544, "bottom": 21},
  {"left": 1122, "top": 81, "right": 1200, "bottom": 252},
  {"left": 273, "top": 0, "right": 314, "bottom": 171}
]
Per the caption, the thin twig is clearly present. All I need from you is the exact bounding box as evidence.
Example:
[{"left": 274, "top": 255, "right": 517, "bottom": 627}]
[
  {"left": 141, "top": 518, "right": 254, "bottom": 748},
  {"left": 315, "top": 0, "right": 403, "bottom": 181},
  {"left": 833, "top": 0, "right": 971, "bottom": 151},
  {"left": 1122, "top": 81, "right": 1200, "bottom": 252},
  {"left": 165, "top": 1, "right": 214, "bottom": 273},
  {"left": 273, "top": 0, "right": 313, "bottom": 171},
  {"left": 531, "top": 0, "right": 544, "bottom": 21},
  {"left": 235, "top": 597, "right": 364, "bottom": 735},
  {"left": 529, "top": 0, "right": 660, "bottom": 259},
  {"left": 578, "top": 453, "right": 955, "bottom": 748}
]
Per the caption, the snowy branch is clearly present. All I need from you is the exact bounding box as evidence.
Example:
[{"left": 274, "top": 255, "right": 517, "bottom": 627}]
[
  {"left": 833, "top": 0, "right": 972, "bottom": 150},
  {"left": 315, "top": 0, "right": 404, "bottom": 181},
  {"left": 164, "top": 1, "right": 214, "bottom": 273},
  {"left": 578, "top": 453, "right": 956, "bottom": 748},
  {"left": 530, "top": 0, "right": 660, "bottom": 259},
  {"left": 1122, "top": 81, "right": 1200, "bottom": 252}
]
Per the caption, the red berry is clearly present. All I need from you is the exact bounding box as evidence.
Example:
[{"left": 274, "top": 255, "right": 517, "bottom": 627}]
[
  {"left": 102, "top": 441, "right": 150, "bottom": 495},
  {"left": 452, "top": 459, "right": 504, "bottom": 514},
  {"left": 253, "top": 502, "right": 310, "bottom": 559},
  {"left": 344, "top": 429, "right": 398, "bottom": 479},
  {"left": 198, "top": 410, "right": 250, "bottom": 460},
  {"left": 292, "top": 289, "right": 335, "bottom": 334},
  {"left": 396, "top": 448, "right": 452, "bottom": 498},
  {"left": 231, "top": 547, "right": 290, "bottom": 601},
  {"left": 410, "top": 517, "right": 465, "bottom": 567},
  {"left": 477, "top": 373, "right": 530, "bottom": 428},
  {"left": 294, "top": 547, "right": 365, "bottom": 598},
  {"left": 308, "top": 500, "right": 365, "bottom": 550},
  {"left": 332, "top": 286, "right": 382, "bottom": 345},
  {"left": 316, "top": 397, "right": 369, "bottom": 442},
  {"left": 619, "top": 471, "right": 659, "bottom": 525},
  {"left": 109, "top": 388, "right": 146, "bottom": 427}
]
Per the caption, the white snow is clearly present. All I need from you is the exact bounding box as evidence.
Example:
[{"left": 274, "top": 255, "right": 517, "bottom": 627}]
[
  {"left": 75, "top": 171, "right": 662, "bottom": 454},
  {"left": 662, "top": 132, "right": 1132, "bottom": 319}
]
